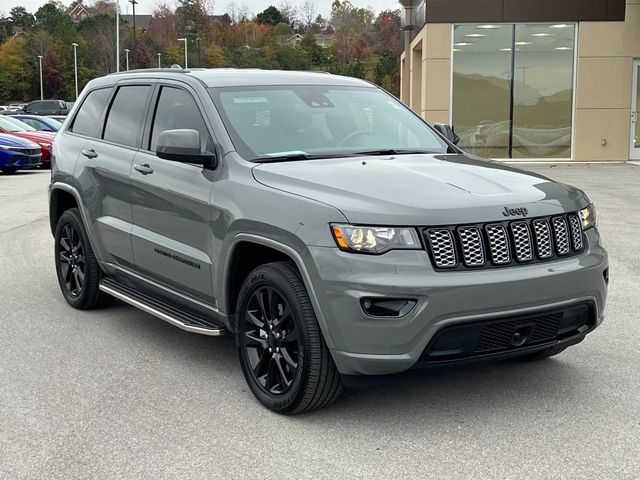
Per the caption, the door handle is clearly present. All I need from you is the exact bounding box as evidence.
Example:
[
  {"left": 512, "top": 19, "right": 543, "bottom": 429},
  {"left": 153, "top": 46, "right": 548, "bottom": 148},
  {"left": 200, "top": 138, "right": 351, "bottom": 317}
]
[
  {"left": 134, "top": 163, "right": 154, "bottom": 175},
  {"left": 632, "top": 111, "right": 638, "bottom": 123},
  {"left": 81, "top": 149, "right": 98, "bottom": 159}
]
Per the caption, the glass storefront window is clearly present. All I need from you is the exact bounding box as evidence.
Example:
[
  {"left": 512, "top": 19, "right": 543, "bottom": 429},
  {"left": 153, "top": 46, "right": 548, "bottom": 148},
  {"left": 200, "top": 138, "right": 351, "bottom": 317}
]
[
  {"left": 452, "top": 24, "right": 513, "bottom": 158},
  {"left": 452, "top": 23, "right": 575, "bottom": 159}
]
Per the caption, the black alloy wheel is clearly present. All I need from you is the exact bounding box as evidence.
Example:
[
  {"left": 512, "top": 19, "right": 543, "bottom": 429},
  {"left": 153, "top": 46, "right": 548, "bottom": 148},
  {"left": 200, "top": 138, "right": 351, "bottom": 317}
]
[
  {"left": 58, "top": 222, "right": 86, "bottom": 298},
  {"left": 54, "top": 208, "right": 111, "bottom": 309},
  {"left": 236, "top": 262, "right": 342, "bottom": 414},
  {"left": 243, "top": 286, "right": 300, "bottom": 395}
]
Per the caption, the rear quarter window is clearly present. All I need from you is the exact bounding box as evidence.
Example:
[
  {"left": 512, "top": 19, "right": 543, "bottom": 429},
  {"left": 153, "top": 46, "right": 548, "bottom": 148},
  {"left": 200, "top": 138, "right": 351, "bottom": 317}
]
[{"left": 70, "top": 88, "right": 112, "bottom": 137}]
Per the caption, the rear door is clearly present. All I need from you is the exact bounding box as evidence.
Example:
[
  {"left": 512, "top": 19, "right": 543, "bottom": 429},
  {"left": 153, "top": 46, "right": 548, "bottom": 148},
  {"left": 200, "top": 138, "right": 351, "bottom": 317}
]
[
  {"left": 70, "top": 82, "right": 154, "bottom": 268},
  {"left": 128, "top": 82, "right": 219, "bottom": 304}
]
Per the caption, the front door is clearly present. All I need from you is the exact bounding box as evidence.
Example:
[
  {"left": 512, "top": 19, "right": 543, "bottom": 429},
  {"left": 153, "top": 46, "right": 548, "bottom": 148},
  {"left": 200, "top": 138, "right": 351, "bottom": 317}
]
[
  {"left": 129, "top": 84, "right": 219, "bottom": 304},
  {"left": 631, "top": 59, "right": 640, "bottom": 160}
]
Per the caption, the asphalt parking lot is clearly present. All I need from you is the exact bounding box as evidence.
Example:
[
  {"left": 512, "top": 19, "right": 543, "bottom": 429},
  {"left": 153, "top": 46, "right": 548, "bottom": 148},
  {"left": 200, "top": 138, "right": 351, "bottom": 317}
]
[{"left": 1, "top": 164, "right": 639, "bottom": 479}]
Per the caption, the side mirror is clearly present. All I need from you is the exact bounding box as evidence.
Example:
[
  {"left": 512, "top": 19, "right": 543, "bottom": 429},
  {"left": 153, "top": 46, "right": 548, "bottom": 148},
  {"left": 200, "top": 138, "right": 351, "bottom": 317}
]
[
  {"left": 433, "top": 123, "right": 460, "bottom": 146},
  {"left": 156, "top": 129, "right": 217, "bottom": 169}
]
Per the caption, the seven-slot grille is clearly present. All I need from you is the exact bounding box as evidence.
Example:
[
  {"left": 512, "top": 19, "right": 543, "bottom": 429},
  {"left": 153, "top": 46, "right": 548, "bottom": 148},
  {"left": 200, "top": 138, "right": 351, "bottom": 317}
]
[{"left": 424, "top": 213, "right": 584, "bottom": 270}]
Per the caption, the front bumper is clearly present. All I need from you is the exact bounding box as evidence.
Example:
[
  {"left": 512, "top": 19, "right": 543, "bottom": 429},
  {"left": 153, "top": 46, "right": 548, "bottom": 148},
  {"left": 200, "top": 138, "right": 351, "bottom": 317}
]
[
  {"left": 305, "top": 228, "right": 608, "bottom": 375},
  {"left": 0, "top": 153, "right": 41, "bottom": 170}
]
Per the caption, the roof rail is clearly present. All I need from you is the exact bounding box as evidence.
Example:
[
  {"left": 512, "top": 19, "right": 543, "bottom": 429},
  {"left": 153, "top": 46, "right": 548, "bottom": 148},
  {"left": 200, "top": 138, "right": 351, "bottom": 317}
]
[{"left": 108, "top": 67, "right": 190, "bottom": 76}]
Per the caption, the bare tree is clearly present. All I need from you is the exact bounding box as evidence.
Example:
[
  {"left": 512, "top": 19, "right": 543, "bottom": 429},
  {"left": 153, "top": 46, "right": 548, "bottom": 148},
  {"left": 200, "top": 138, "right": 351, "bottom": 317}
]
[
  {"left": 300, "top": 0, "right": 317, "bottom": 28},
  {"left": 226, "top": 1, "right": 250, "bottom": 23},
  {"left": 278, "top": 1, "right": 297, "bottom": 26}
]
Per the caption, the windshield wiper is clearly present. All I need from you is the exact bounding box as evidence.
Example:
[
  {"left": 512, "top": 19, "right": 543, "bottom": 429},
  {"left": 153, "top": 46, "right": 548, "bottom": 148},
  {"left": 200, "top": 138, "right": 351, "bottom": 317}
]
[
  {"left": 350, "top": 149, "right": 440, "bottom": 156},
  {"left": 253, "top": 152, "right": 352, "bottom": 163},
  {"left": 253, "top": 153, "right": 313, "bottom": 163}
]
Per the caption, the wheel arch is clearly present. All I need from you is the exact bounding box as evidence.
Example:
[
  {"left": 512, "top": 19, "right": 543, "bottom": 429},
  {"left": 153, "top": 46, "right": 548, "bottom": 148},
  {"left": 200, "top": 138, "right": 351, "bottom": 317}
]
[
  {"left": 49, "top": 184, "right": 81, "bottom": 235},
  {"left": 221, "top": 233, "right": 335, "bottom": 349}
]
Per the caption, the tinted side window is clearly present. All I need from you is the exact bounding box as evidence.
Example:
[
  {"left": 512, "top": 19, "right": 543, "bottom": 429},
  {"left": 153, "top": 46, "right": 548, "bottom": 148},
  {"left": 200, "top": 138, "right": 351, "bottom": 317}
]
[
  {"left": 28, "top": 101, "right": 44, "bottom": 110},
  {"left": 71, "top": 88, "right": 112, "bottom": 137},
  {"left": 150, "top": 86, "right": 212, "bottom": 154},
  {"left": 103, "top": 85, "right": 151, "bottom": 147}
]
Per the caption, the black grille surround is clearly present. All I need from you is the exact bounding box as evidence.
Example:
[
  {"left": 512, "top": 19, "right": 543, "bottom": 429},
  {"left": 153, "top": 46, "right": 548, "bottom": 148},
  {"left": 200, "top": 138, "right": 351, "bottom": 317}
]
[
  {"left": 423, "top": 212, "right": 585, "bottom": 271},
  {"left": 423, "top": 302, "right": 596, "bottom": 363}
]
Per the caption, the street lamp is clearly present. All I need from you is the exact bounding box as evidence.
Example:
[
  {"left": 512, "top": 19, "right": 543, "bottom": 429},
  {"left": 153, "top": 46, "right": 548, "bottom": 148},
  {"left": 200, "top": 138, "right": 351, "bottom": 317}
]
[
  {"left": 196, "top": 36, "right": 200, "bottom": 67},
  {"left": 177, "top": 37, "right": 188, "bottom": 69},
  {"left": 115, "top": 0, "right": 120, "bottom": 72},
  {"left": 71, "top": 42, "right": 79, "bottom": 100},
  {"left": 37, "top": 55, "right": 43, "bottom": 100},
  {"left": 124, "top": 48, "right": 130, "bottom": 71},
  {"left": 157, "top": 52, "right": 161, "bottom": 68}
]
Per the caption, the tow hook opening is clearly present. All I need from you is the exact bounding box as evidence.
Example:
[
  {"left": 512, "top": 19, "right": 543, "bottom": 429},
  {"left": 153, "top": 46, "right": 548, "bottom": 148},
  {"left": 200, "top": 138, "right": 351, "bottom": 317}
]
[{"left": 511, "top": 324, "right": 534, "bottom": 347}]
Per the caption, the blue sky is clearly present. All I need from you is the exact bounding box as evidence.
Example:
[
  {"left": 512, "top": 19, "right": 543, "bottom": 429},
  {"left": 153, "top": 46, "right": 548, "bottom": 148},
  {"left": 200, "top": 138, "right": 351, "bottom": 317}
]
[{"left": 2, "top": 0, "right": 401, "bottom": 18}]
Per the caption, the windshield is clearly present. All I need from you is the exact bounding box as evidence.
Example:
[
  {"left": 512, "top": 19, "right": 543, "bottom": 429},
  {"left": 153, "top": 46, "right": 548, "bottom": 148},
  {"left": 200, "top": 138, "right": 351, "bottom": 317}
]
[
  {"left": 45, "top": 118, "right": 63, "bottom": 129},
  {"left": 0, "top": 116, "right": 34, "bottom": 132},
  {"left": 209, "top": 85, "right": 449, "bottom": 160}
]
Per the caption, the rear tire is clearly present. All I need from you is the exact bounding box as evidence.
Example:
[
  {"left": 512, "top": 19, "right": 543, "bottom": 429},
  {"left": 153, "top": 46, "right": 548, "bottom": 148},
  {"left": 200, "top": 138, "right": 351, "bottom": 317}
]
[
  {"left": 236, "top": 261, "right": 342, "bottom": 414},
  {"left": 1, "top": 168, "right": 17, "bottom": 175},
  {"left": 54, "top": 208, "right": 111, "bottom": 309},
  {"left": 518, "top": 345, "right": 567, "bottom": 361}
]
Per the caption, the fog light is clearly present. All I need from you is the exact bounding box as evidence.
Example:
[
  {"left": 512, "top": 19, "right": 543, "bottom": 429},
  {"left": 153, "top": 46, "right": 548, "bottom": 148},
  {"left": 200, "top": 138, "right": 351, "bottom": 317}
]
[{"left": 360, "top": 298, "right": 416, "bottom": 318}]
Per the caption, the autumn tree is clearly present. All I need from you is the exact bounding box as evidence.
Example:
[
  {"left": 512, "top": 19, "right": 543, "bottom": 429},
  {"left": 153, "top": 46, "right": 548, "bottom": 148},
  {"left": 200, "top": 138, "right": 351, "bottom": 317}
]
[
  {"left": 148, "top": 4, "right": 177, "bottom": 53},
  {"left": 0, "top": 36, "right": 32, "bottom": 101},
  {"left": 330, "top": 0, "right": 374, "bottom": 66}
]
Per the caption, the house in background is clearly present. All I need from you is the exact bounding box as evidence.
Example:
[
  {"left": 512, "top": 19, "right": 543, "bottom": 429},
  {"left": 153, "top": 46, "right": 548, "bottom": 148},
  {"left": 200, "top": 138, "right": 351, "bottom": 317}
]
[
  {"left": 399, "top": 0, "right": 640, "bottom": 162},
  {"left": 314, "top": 33, "right": 335, "bottom": 48},
  {"left": 68, "top": 3, "right": 94, "bottom": 23}
]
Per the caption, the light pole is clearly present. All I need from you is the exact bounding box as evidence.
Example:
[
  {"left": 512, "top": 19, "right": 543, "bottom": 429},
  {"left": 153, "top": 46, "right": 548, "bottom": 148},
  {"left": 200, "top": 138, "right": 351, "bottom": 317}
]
[
  {"left": 71, "top": 42, "right": 79, "bottom": 99},
  {"left": 157, "top": 52, "right": 161, "bottom": 68},
  {"left": 129, "top": 0, "right": 138, "bottom": 58},
  {"left": 124, "top": 48, "right": 130, "bottom": 71},
  {"left": 115, "top": 0, "right": 120, "bottom": 72},
  {"left": 177, "top": 37, "right": 187, "bottom": 69},
  {"left": 196, "top": 36, "right": 200, "bottom": 67},
  {"left": 37, "top": 55, "right": 43, "bottom": 100}
]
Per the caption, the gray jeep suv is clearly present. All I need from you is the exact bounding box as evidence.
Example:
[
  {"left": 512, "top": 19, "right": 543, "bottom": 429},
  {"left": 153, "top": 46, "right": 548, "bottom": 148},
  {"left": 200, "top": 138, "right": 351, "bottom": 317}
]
[{"left": 49, "top": 69, "right": 608, "bottom": 413}]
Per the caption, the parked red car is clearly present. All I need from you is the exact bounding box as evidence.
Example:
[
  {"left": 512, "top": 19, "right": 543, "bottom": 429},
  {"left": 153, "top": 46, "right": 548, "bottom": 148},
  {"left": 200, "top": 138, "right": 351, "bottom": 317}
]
[{"left": 0, "top": 116, "right": 54, "bottom": 167}]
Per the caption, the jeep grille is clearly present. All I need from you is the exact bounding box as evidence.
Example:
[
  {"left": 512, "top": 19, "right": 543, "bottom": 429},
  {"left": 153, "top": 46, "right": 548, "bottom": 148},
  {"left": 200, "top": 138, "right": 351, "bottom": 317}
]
[{"left": 423, "top": 212, "right": 584, "bottom": 271}]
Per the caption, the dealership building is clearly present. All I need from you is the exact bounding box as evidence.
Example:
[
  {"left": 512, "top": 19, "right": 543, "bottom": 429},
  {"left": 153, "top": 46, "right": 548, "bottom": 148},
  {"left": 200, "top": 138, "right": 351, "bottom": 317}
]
[{"left": 399, "top": 0, "right": 640, "bottom": 162}]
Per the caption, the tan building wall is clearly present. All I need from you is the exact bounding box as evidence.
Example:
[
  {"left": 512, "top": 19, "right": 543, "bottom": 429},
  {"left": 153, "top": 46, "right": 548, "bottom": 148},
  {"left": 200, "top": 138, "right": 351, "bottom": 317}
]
[
  {"left": 574, "top": 0, "right": 640, "bottom": 161},
  {"left": 400, "top": 0, "right": 640, "bottom": 161}
]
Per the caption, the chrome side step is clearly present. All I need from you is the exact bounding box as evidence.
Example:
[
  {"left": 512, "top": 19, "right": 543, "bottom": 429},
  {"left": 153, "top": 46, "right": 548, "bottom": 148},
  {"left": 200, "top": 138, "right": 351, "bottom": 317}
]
[{"left": 99, "top": 278, "right": 225, "bottom": 336}]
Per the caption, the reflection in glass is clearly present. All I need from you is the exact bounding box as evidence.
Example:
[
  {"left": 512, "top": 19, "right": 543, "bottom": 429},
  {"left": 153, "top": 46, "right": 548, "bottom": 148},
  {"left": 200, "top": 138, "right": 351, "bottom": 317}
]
[
  {"left": 451, "top": 24, "right": 576, "bottom": 159},
  {"left": 452, "top": 25, "right": 513, "bottom": 158},
  {"left": 512, "top": 24, "right": 575, "bottom": 158}
]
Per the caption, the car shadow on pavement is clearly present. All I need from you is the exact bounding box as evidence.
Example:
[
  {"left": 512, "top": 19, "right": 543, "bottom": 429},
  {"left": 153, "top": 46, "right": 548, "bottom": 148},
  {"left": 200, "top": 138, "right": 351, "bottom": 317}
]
[{"left": 100, "top": 299, "right": 587, "bottom": 425}]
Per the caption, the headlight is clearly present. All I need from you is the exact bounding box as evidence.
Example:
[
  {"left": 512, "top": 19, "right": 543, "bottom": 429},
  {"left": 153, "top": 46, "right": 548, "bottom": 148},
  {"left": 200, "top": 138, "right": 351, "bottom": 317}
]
[
  {"left": 579, "top": 204, "right": 596, "bottom": 230},
  {"left": 0, "top": 145, "right": 15, "bottom": 150},
  {"left": 330, "top": 224, "right": 421, "bottom": 254}
]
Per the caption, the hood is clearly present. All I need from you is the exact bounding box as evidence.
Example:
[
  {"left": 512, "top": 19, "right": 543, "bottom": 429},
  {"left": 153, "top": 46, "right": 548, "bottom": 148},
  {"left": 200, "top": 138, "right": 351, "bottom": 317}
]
[
  {"left": 252, "top": 153, "right": 588, "bottom": 225},
  {"left": 10, "top": 131, "right": 54, "bottom": 146},
  {"left": 0, "top": 133, "right": 40, "bottom": 149}
]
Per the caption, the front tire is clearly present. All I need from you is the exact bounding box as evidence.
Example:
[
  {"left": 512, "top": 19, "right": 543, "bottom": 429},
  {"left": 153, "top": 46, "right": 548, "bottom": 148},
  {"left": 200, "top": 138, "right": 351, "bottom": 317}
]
[
  {"left": 236, "top": 262, "right": 342, "bottom": 414},
  {"left": 54, "top": 208, "right": 111, "bottom": 309}
]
